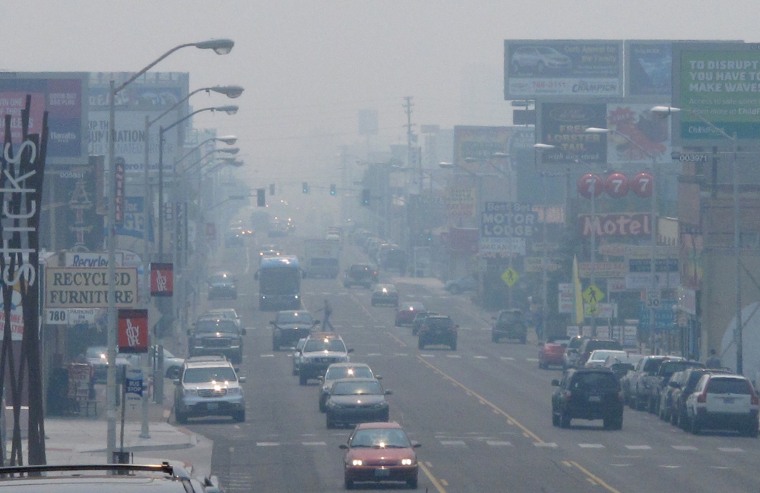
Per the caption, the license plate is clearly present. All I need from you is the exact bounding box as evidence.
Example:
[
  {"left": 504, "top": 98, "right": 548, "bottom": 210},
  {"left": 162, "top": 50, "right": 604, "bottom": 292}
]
[
  {"left": 588, "top": 395, "right": 601, "bottom": 403},
  {"left": 374, "top": 468, "right": 390, "bottom": 477},
  {"left": 207, "top": 402, "right": 219, "bottom": 410},
  {"left": 723, "top": 397, "right": 735, "bottom": 404}
]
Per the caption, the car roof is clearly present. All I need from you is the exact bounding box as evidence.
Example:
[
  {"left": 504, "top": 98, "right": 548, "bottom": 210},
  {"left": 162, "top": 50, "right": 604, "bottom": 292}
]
[
  {"left": 327, "top": 362, "right": 370, "bottom": 369},
  {"left": 354, "top": 421, "right": 403, "bottom": 430},
  {"left": 183, "top": 356, "right": 234, "bottom": 369},
  {"left": 307, "top": 332, "right": 343, "bottom": 340}
]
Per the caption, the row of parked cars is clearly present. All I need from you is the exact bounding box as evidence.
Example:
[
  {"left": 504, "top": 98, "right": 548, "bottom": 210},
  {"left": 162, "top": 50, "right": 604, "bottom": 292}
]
[{"left": 546, "top": 336, "right": 760, "bottom": 436}]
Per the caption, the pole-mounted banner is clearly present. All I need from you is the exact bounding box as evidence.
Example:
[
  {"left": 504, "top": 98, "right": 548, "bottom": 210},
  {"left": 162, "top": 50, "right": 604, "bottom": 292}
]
[
  {"left": 150, "top": 262, "right": 173, "bottom": 297},
  {"left": 118, "top": 308, "right": 148, "bottom": 353}
]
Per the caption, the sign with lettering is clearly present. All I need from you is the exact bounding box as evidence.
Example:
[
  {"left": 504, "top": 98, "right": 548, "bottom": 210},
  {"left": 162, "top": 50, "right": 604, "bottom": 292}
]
[
  {"left": 64, "top": 252, "right": 125, "bottom": 268},
  {"left": 150, "top": 262, "right": 173, "bottom": 297},
  {"left": 45, "top": 267, "right": 138, "bottom": 308},
  {"left": 481, "top": 202, "right": 537, "bottom": 238},
  {"left": 118, "top": 309, "right": 148, "bottom": 353},
  {"left": 578, "top": 213, "right": 651, "bottom": 237}
]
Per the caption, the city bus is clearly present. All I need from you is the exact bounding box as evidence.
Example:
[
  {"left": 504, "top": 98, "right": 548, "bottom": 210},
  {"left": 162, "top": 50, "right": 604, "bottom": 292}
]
[{"left": 255, "top": 255, "right": 302, "bottom": 310}]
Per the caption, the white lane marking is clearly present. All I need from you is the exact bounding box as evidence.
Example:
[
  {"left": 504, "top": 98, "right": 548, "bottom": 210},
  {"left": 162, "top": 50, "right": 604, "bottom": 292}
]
[
  {"left": 446, "top": 354, "right": 462, "bottom": 359},
  {"left": 440, "top": 440, "right": 467, "bottom": 446},
  {"left": 718, "top": 447, "right": 744, "bottom": 453},
  {"left": 365, "top": 353, "right": 382, "bottom": 357},
  {"left": 260, "top": 354, "right": 275, "bottom": 358},
  {"left": 420, "top": 354, "right": 435, "bottom": 358},
  {"left": 534, "top": 442, "right": 558, "bottom": 448},
  {"left": 610, "top": 463, "right": 633, "bottom": 467},
  {"left": 473, "top": 355, "right": 488, "bottom": 359},
  {"left": 486, "top": 440, "right": 512, "bottom": 447},
  {"left": 302, "top": 441, "right": 327, "bottom": 446},
  {"left": 578, "top": 443, "right": 605, "bottom": 448},
  {"left": 672, "top": 445, "right": 697, "bottom": 451},
  {"left": 526, "top": 358, "right": 539, "bottom": 362},
  {"left": 393, "top": 353, "right": 409, "bottom": 357},
  {"left": 659, "top": 465, "right": 681, "bottom": 469},
  {"left": 625, "top": 445, "right": 652, "bottom": 450},
  {"left": 256, "top": 442, "right": 280, "bottom": 447},
  {"left": 500, "top": 356, "right": 515, "bottom": 361}
]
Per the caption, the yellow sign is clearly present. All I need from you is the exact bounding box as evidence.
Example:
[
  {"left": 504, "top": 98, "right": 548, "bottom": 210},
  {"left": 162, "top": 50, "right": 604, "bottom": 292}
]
[
  {"left": 582, "top": 284, "right": 604, "bottom": 304},
  {"left": 501, "top": 268, "right": 519, "bottom": 287},
  {"left": 585, "top": 303, "right": 599, "bottom": 316}
]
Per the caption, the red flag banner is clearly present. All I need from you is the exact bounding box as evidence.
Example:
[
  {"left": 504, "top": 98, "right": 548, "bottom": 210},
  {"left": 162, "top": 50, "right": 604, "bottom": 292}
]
[
  {"left": 150, "top": 262, "right": 173, "bottom": 297},
  {"left": 118, "top": 308, "right": 148, "bottom": 353}
]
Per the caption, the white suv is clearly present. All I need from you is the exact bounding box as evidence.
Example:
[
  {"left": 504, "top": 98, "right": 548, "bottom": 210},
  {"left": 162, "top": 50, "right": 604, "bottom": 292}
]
[
  {"left": 685, "top": 373, "right": 759, "bottom": 436},
  {"left": 174, "top": 356, "right": 246, "bottom": 424}
]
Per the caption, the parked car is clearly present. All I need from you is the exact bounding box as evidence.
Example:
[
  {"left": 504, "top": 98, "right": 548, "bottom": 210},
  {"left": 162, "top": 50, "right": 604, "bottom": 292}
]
[
  {"left": 395, "top": 302, "right": 426, "bottom": 327},
  {"left": 270, "top": 310, "right": 319, "bottom": 351},
  {"left": 325, "top": 378, "right": 391, "bottom": 428},
  {"left": 686, "top": 373, "right": 759, "bottom": 436},
  {"left": 371, "top": 284, "right": 399, "bottom": 307},
  {"left": 417, "top": 315, "right": 458, "bottom": 350},
  {"left": 576, "top": 339, "right": 623, "bottom": 367},
  {"left": 85, "top": 346, "right": 136, "bottom": 383},
  {"left": 584, "top": 349, "right": 628, "bottom": 368},
  {"left": 173, "top": 355, "right": 246, "bottom": 424},
  {"left": 669, "top": 367, "right": 732, "bottom": 429},
  {"left": 491, "top": 309, "right": 528, "bottom": 344},
  {"left": 206, "top": 271, "right": 237, "bottom": 300},
  {"left": 649, "top": 359, "right": 704, "bottom": 416},
  {"left": 551, "top": 367, "right": 623, "bottom": 430},
  {"left": 538, "top": 338, "right": 568, "bottom": 369},
  {"left": 339, "top": 422, "right": 420, "bottom": 490},
  {"left": 626, "top": 355, "right": 678, "bottom": 411},
  {"left": 444, "top": 275, "right": 477, "bottom": 295},
  {"left": 604, "top": 353, "right": 644, "bottom": 381},
  {"left": 562, "top": 335, "right": 588, "bottom": 369},
  {"left": 319, "top": 362, "right": 378, "bottom": 412}
]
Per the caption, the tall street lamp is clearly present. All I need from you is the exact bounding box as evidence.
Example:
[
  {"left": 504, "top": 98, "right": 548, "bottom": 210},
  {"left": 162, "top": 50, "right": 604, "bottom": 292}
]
[
  {"left": 586, "top": 126, "right": 661, "bottom": 351},
  {"left": 157, "top": 105, "right": 239, "bottom": 259},
  {"left": 106, "top": 37, "right": 234, "bottom": 462},
  {"left": 650, "top": 105, "right": 741, "bottom": 372}
]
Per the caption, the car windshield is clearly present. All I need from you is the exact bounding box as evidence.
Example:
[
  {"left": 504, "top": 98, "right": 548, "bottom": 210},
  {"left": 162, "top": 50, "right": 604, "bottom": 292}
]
[
  {"left": 195, "top": 320, "right": 238, "bottom": 333},
  {"left": 350, "top": 428, "right": 410, "bottom": 448},
  {"left": 325, "top": 366, "right": 373, "bottom": 381},
  {"left": 209, "top": 273, "right": 233, "bottom": 283},
  {"left": 183, "top": 367, "right": 237, "bottom": 384},
  {"left": 86, "top": 347, "right": 106, "bottom": 359},
  {"left": 304, "top": 339, "right": 346, "bottom": 352},
  {"left": 498, "top": 311, "right": 522, "bottom": 324},
  {"left": 332, "top": 380, "right": 383, "bottom": 396},
  {"left": 277, "top": 311, "right": 313, "bottom": 324}
]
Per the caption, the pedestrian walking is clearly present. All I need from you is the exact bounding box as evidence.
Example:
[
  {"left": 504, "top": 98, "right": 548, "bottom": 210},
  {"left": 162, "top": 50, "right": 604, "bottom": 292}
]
[
  {"left": 706, "top": 349, "right": 721, "bottom": 368},
  {"left": 321, "top": 299, "right": 334, "bottom": 331}
]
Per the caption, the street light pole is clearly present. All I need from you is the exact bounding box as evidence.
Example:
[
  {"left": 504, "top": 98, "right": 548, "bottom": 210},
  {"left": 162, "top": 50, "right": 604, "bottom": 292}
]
[{"left": 105, "top": 38, "right": 234, "bottom": 462}]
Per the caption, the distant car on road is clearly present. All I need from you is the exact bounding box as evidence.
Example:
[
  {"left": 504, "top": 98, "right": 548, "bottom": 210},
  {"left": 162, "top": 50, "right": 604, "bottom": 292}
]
[
  {"left": 395, "top": 302, "right": 426, "bottom": 327},
  {"left": 325, "top": 378, "right": 391, "bottom": 428},
  {"left": 270, "top": 310, "right": 319, "bottom": 351},
  {"left": 343, "top": 263, "right": 378, "bottom": 288},
  {"left": 491, "top": 309, "right": 528, "bottom": 344},
  {"left": 444, "top": 275, "right": 477, "bottom": 295},
  {"left": 371, "top": 283, "right": 399, "bottom": 307},
  {"left": 417, "top": 315, "right": 458, "bottom": 351},
  {"left": 538, "top": 338, "right": 568, "bottom": 369},
  {"left": 318, "top": 362, "right": 378, "bottom": 412},
  {"left": 551, "top": 367, "right": 623, "bottom": 430},
  {"left": 207, "top": 271, "right": 238, "bottom": 300}
]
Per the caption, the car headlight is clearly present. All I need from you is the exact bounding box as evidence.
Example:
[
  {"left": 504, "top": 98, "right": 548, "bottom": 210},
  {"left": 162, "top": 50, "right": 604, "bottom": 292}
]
[
  {"left": 227, "top": 387, "right": 242, "bottom": 395},
  {"left": 351, "top": 459, "right": 363, "bottom": 466},
  {"left": 401, "top": 458, "right": 414, "bottom": 466}
]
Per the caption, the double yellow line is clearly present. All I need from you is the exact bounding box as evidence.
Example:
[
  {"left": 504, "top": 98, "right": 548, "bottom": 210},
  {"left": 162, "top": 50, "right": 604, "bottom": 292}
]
[{"left": 415, "top": 355, "right": 622, "bottom": 493}]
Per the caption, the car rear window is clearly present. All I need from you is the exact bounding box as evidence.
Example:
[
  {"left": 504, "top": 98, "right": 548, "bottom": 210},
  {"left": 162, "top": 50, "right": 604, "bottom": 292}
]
[
  {"left": 427, "top": 318, "right": 453, "bottom": 329},
  {"left": 572, "top": 372, "right": 618, "bottom": 390},
  {"left": 707, "top": 377, "right": 752, "bottom": 395},
  {"left": 587, "top": 340, "right": 622, "bottom": 352}
]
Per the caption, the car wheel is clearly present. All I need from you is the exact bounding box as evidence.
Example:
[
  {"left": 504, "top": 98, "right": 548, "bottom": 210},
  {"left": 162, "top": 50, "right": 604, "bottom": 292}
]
[
  {"left": 450, "top": 339, "right": 457, "bottom": 351},
  {"left": 326, "top": 414, "right": 335, "bottom": 429},
  {"left": 233, "top": 410, "right": 245, "bottom": 423},
  {"left": 747, "top": 421, "right": 759, "bottom": 438},
  {"left": 319, "top": 397, "right": 326, "bottom": 413},
  {"left": 292, "top": 366, "right": 298, "bottom": 376},
  {"left": 175, "top": 408, "right": 187, "bottom": 425},
  {"left": 552, "top": 411, "right": 560, "bottom": 427},
  {"left": 648, "top": 397, "right": 656, "bottom": 414},
  {"left": 613, "top": 416, "right": 623, "bottom": 430},
  {"left": 299, "top": 373, "right": 308, "bottom": 386},
  {"left": 560, "top": 412, "right": 571, "bottom": 429},
  {"left": 491, "top": 332, "right": 499, "bottom": 343},
  {"left": 539, "top": 361, "right": 547, "bottom": 370},
  {"left": 272, "top": 338, "right": 279, "bottom": 351},
  {"left": 412, "top": 327, "right": 418, "bottom": 336},
  {"left": 344, "top": 478, "right": 354, "bottom": 490}
]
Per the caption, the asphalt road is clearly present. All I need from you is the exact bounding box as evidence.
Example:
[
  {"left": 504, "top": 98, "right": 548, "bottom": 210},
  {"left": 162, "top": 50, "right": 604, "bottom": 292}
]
[{"left": 180, "top": 235, "right": 760, "bottom": 493}]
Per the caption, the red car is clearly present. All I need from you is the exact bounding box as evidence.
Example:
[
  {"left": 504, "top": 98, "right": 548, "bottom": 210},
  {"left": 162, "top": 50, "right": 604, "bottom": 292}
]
[
  {"left": 538, "top": 338, "right": 569, "bottom": 369},
  {"left": 339, "top": 421, "right": 420, "bottom": 489},
  {"left": 395, "top": 302, "right": 426, "bottom": 327}
]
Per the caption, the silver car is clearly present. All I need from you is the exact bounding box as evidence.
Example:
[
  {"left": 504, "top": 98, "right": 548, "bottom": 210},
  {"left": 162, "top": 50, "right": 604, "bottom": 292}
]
[{"left": 174, "top": 356, "right": 246, "bottom": 424}]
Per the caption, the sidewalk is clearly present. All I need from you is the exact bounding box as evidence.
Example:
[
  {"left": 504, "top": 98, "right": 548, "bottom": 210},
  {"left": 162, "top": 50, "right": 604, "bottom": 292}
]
[{"left": 19, "top": 378, "right": 214, "bottom": 478}]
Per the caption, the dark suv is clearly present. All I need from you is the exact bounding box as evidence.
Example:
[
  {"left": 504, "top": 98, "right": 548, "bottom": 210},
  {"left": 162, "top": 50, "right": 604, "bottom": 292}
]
[
  {"left": 207, "top": 271, "right": 237, "bottom": 300},
  {"left": 270, "top": 310, "right": 319, "bottom": 351},
  {"left": 551, "top": 368, "right": 624, "bottom": 430},
  {"left": 188, "top": 317, "right": 246, "bottom": 364},
  {"left": 418, "top": 315, "right": 458, "bottom": 350},
  {"left": 491, "top": 309, "right": 527, "bottom": 344},
  {"left": 343, "top": 263, "right": 378, "bottom": 288}
]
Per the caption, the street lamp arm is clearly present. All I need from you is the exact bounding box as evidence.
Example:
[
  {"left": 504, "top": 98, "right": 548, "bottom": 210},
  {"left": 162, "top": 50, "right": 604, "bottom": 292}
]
[
  {"left": 147, "top": 86, "right": 241, "bottom": 128},
  {"left": 160, "top": 105, "right": 239, "bottom": 136},
  {"left": 113, "top": 39, "right": 234, "bottom": 94},
  {"left": 175, "top": 136, "right": 238, "bottom": 165}
]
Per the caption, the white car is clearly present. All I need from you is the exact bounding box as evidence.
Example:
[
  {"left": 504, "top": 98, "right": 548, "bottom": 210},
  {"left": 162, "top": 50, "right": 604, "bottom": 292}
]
[
  {"left": 584, "top": 350, "right": 628, "bottom": 368},
  {"left": 510, "top": 45, "right": 572, "bottom": 74},
  {"left": 685, "top": 373, "right": 759, "bottom": 436}
]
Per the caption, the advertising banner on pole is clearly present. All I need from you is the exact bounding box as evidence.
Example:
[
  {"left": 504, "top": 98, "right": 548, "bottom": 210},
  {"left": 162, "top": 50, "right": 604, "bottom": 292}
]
[{"left": 118, "top": 309, "right": 148, "bottom": 353}]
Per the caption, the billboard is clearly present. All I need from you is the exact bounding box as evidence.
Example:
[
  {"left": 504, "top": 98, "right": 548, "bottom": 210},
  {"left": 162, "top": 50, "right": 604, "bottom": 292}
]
[
  {"left": 45, "top": 267, "right": 139, "bottom": 308},
  {"left": 672, "top": 42, "right": 760, "bottom": 146},
  {"left": 0, "top": 72, "right": 87, "bottom": 165},
  {"left": 504, "top": 40, "right": 623, "bottom": 98},
  {"left": 626, "top": 41, "right": 673, "bottom": 97},
  {"left": 88, "top": 72, "right": 189, "bottom": 175},
  {"left": 452, "top": 126, "right": 510, "bottom": 166}
]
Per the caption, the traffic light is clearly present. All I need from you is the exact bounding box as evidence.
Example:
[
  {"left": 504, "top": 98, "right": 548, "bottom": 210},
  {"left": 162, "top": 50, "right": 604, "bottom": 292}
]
[
  {"left": 269, "top": 183, "right": 275, "bottom": 196},
  {"left": 302, "top": 182, "right": 309, "bottom": 194},
  {"left": 361, "top": 188, "right": 370, "bottom": 206},
  {"left": 257, "top": 188, "right": 266, "bottom": 207},
  {"left": 329, "top": 184, "right": 337, "bottom": 196}
]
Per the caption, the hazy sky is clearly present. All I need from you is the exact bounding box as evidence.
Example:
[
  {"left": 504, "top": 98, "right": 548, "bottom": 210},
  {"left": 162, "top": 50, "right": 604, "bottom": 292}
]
[{"left": 3, "top": 0, "right": 759, "bottom": 189}]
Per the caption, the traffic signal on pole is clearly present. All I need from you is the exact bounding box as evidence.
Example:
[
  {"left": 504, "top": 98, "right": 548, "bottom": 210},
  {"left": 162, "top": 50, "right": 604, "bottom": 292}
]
[
  {"left": 257, "top": 188, "right": 266, "bottom": 207},
  {"left": 269, "top": 183, "right": 275, "bottom": 196},
  {"left": 361, "top": 188, "right": 370, "bottom": 206},
  {"left": 302, "top": 182, "right": 309, "bottom": 194},
  {"left": 330, "top": 184, "right": 336, "bottom": 196}
]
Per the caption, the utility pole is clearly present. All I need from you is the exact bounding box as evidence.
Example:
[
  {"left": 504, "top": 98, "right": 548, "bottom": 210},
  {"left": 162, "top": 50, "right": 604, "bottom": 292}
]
[{"left": 403, "top": 96, "right": 416, "bottom": 258}]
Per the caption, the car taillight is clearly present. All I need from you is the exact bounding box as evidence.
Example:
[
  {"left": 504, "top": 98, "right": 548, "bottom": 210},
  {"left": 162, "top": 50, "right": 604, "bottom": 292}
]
[
  {"left": 696, "top": 392, "right": 707, "bottom": 403},
  {"left": 752, "top": 393, "right": 759, "bottom": 406}
]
